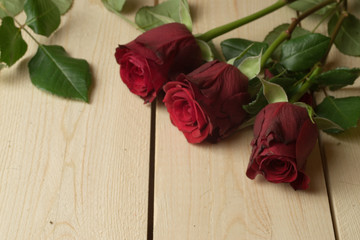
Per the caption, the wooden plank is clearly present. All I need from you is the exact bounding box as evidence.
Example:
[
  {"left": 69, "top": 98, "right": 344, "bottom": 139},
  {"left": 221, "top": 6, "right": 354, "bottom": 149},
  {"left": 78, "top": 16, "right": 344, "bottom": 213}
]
[
  {"left": 153, "top": 0, "right": 335, "bottom": 239},
  {"left": 319, "top": 90, "right": 360, "bottom": 240},
  {"left": 0, "top": 0, "right": 152, "bottom": 239},
  {"left": 301, "top": 2, "right": 360, "bottom": 238},
  {"left": 301, "top": 1, "right": 360, "bottom": 238}
]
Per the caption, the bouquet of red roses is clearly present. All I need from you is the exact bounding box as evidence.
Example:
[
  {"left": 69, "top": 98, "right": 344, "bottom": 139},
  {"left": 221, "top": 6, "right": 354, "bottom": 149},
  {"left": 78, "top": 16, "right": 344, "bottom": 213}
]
[{"left": 110, "top": 0, "right": 360, "bottom": 190}]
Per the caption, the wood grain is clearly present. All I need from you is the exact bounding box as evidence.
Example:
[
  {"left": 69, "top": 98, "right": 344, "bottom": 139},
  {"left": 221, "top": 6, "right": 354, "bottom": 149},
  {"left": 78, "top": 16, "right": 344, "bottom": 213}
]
[
  {"left": 1, "top": 0, "right": 360, "bottom": 239},
  {"left": 153, "top": 0, "right": 335, "bottom": 239},
  {"left": 300, "top": 1, "right": 360, "bottom": 238},
  {"left": 0, "top": 0, "right": 152, "bottom": 239}
]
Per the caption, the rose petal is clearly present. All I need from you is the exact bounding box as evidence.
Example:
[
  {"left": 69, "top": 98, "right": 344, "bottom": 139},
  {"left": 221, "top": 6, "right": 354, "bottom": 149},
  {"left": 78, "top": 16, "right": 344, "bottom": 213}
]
[
  {"left": 296, "top": 119, "right": 318, "bottom": 170},
  {"left": 115, "top": 23, "right": 202, "bottom": 102},
  {"left": 290, "top": 171, "right": 310, "bottom": 190},
  {"left": 259, "top": 156, "right": 298, "bottom": 183}
]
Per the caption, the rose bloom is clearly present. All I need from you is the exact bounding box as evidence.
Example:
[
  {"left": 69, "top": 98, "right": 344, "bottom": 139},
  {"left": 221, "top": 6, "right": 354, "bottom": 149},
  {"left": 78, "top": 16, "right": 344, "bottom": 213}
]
[
  {"left": 246, "top": 102, "right": 318, "bottom": 190},
  {"left": 115, "top": 23, "right": 202, "bottom": 103},
  {"left": 163, "top": 60, "right": 250, "bottom": 143}
]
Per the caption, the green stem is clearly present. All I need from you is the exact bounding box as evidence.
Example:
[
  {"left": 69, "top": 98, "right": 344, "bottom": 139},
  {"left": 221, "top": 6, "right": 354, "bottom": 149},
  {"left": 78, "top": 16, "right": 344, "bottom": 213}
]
[
  {"left": 261, "top": 31, "right": 289, "bottom": 68},
  {"left": 289, "top": 8, "right": 348, "bottom": 103},
  {"left": 112, "top": 11, "right": 145, "bottom": 33},
  {"left": 290, "top": 64, "right": 322, "bottom": 102},
  {"left": 343, "top": 0, "right": 348, "bottom": 10},
  {"left": 321, "top": 11, "right": 348, "bottom": 64},
  {"left": 287, "top": 0, "right": 336, "bottom": 34},
  {"left": 236, "top": 116, "right": 256, "bottom": 131},
  {"left": 20, "top": 25, "right": 42, "bottom": 46},
  {"left": 260, "top": 0, "right": 336, "bottom": 68},
  {"left": 311, "top": 5, "right": 338, "bottom": 33},
  {"left": 0, "top": 3, "right": 41, "bottom": 46},
  {"left": 197, "top": 0, "right": 292, "bottom": 42},
  {"left": 13, "top": 19, "right": 42, "bottom": 46}
]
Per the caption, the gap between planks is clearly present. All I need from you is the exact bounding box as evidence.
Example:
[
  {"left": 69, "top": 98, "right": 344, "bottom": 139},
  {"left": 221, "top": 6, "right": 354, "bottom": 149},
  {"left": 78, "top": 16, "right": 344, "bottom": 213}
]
[
  {"left": 317, "top": 114, "right": 339, "bottom": 240},
  {"left": 147, "top": 101, "right": 157, "bottom": 240},
  {"left": 147, "top": 2, "right": 158, "bottom": 240}
]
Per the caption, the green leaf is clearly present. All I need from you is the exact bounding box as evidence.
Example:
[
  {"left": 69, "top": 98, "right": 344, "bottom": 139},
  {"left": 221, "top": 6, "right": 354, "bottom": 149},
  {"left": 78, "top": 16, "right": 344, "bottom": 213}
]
[
  {"left": 135, "top": 0, "right": 192, "bottom": 32},
  {"left": 238, "top": 51, "right": 262, "bottom": 79},
  {"left": 196, "top": 39, "right": 213, "bottom": 61},
  {"left": 0, "top": 62, "right": 6, "bottom": 70},
  {"left": 53, "top": 0, "right": 73, "bottom": 15},
  {"left": 313, "top": 116, "right": 344, "bottom": 132},
  {"left": 0, "top": 17, "right": 27, "bottom": 67},
  {"left": 280, "top": 33, "right": 330, "bottom": 72},
  {"left": 226, "top": 43, "right": 254, "bottom": 65},
  {"left": 0, "top": 0, "right": 25, "bottom": 18},
  {"left": 289, "top": 0, "right": 336, "bottom": 15},
  {"left": 243, "top": 89, "right": 268, "bottom": 115},
  {"left": 248, "top": 77, "right": 262, "bottom": 98},
  {"left": 328, "top": 13, "right": 360, "bottom": 57},
  {"left": 293, "top": 102, "right": 315, "bottom": 123},
  {"left": 264, "top": 23, "right": 310, "bottom": 60},
  {"left": 24, "top": 0, "right": 61, "bottom": 37},
  {"left": 220, "top": 38, "right": 268, "bottom": 62},
  {"left": 313, "top": 68, "right": 360, "bottom": 90},
  {"left": 102, "top": 0, "right": 126, "bottom": 13},
  {"left": 207, "top": 40, "right": 224, "bottom": 61},
  {"left": 244, "top": 77, "right": 297, "bottom": 115},
  {"left": 315, "top": 96, "right": 360, "bottom": 133},
  {"left": 178, "top": 0, "right": 192, "bottom": 32},
  {"left": 28, "top": 45, "right": 92, "bottom": 102},
  {"left": 261, "top": 78, "right": 288, "bottom": 104}
]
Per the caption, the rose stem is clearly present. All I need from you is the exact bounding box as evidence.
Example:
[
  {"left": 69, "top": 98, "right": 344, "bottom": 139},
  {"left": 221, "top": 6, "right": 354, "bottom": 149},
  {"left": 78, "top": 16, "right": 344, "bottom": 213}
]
[
  {"left": 196, "top": 0, "right": 296, "bottom": 42},
  {"left": 0, "top": 4, "right": 41, "bottom": 46},
  {"left": 289, "top": 11, "right": 348, "bottom": 103},
  {"left": 321, "top": 11, "right": 348, "bottom": 64},
  {"left": 311, "top": 6, "right": 338, "bottom": 33},
  {"left": 0, "top": 4, "right": 66, "bottom": 63},
  {"left": 110, "top": 11, "right": 145, "bottom": 33},
  {"left": 236, "top": 116, "right": 256, "bottom": 131},
  {"left": 343, "top": 0, "right": 348, "bottom": 10},
  {"left": 260, "top": 0, "right": 337, "bottom": 68},
  {"left": 289, "top": 64, "right": 323, "bottom": 103}
]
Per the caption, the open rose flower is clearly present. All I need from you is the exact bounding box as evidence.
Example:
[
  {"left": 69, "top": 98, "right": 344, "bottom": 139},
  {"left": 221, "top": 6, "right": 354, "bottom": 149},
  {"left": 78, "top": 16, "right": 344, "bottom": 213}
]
[
  {"left": 163, "top": 60, "right": 250, "bottom": 143},
  {"left": 246, "top": 102, "right": 318, "bottom": 190},
  {"left": 115, "top": 23, "right": 202, "bottom": 103}
]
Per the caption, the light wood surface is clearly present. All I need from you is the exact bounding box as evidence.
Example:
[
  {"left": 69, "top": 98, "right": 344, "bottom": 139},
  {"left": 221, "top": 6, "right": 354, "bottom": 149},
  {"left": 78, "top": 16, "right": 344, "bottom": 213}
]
[
  {"left": 0, "top": 0, "right": 359, "bottom": 240},
  {"left": 302, "top": 1, "right": 360, "bottom": 238},
  {"left": 154, "top": 1, "right": 335, "bottom": 239},
  {"left": 0, "top": 0, "right": 152, "bottom": 239},
  {"left": 318, "top": 45, "right": 360, "bottom": 240}
]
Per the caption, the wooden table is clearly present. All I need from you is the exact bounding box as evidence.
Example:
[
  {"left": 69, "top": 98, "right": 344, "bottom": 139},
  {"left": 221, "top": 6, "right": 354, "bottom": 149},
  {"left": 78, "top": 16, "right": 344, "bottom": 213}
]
[{"left": 1, "top": 0, "right": 359, "bottom": 239}]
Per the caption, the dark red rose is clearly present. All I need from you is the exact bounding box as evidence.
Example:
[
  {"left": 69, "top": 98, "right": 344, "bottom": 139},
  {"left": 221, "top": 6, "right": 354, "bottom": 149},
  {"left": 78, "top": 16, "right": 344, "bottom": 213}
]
[
  {"left": 246, "top": 102, "right": 318, "bottom": 190},
  {"left": 115, "top": 23, "right": 202, "bottom": 103},
  {"left": 163, "top": 60, "right": 250, "bottom": 143}
]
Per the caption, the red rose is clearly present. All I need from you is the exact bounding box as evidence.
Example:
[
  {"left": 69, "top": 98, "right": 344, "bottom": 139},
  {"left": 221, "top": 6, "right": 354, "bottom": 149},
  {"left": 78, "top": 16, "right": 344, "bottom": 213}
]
[
  {"left": 246, "top": 102, "right": 318, "bottom": 190},
  {"left": 163, "top": 60, "right": 250, "bottom": 143},
  {"left": 115, "top": 23, "right": 202, "bottom": 103}
]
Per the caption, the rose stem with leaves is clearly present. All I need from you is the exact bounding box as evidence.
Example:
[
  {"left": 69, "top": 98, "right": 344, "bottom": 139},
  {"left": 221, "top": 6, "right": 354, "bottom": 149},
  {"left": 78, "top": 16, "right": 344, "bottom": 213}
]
[
  {"left": 0, "top": 5, "right": 41, "bottom": 49},
  {"left": 196, "top": 0, "right": 296, "bottom": 42},
  {"left": 289, "top": 11, "right": 348, "bottom": 103},
  {"left": 260, "top": 0, "right": 337, "bottom": 68},
  {"left": 108, "top": 9, "right": 145, "bottom": 32}
]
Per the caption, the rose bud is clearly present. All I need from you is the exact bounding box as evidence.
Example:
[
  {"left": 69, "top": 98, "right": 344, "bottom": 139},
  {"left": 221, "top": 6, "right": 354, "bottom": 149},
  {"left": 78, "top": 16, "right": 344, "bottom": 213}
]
[
  {"left": 115, "top": 23, "right": 203, "bottom": 103},
  {"left": 163, "top": 60, "right": 250, "bottom": 143},
  {"left": 246, "top": 102, "right": 318, "bottom": 190}
]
